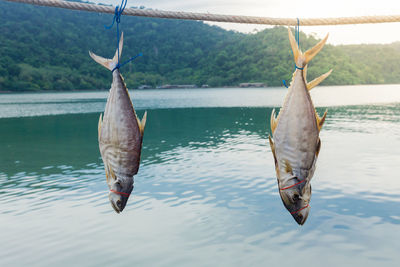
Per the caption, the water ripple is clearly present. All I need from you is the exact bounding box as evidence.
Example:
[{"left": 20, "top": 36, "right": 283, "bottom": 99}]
[{"left": 1, "top": 93, "right": 400, "bottom": 266}]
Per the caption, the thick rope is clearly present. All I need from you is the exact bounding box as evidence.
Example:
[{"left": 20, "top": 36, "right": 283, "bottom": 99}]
[{"left": 5, "top": 0, "right": 400, "bottom": 26}]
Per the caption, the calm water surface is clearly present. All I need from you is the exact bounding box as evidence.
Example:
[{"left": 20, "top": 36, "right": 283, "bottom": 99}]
[{"left": 0, "top": 85, "right": 400, "bottom": 266}]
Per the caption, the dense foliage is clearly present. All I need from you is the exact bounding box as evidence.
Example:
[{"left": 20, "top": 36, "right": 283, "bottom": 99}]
[{"left": 1, "top": 1, "right": 400, "bottom": 91}]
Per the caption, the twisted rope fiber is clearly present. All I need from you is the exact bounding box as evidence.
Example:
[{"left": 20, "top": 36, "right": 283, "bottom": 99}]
[{"left": 6, "top": 0, "right": 400, "bottom": 26}]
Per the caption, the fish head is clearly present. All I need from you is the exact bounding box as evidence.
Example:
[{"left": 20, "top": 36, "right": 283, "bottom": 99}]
[
  {"left": 278, "top": 178, "right": 311, "bottom": 225},
  {"left": 107, "top": 176, "right": 133, "bottom": 213}
]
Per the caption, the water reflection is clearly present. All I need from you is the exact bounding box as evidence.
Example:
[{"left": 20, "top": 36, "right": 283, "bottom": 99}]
[
  {"left": 0, "top": 100, "right": 400, "bottom": 266},
  {"left": 1, "top": 107, "right": 399, "bottom": 209}
]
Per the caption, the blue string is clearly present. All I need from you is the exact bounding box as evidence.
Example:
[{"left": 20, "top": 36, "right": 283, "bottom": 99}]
[
  {"left": 118, "top": 53, "right": 143, "bottom": 69},
  {"left": 282, "top": 18, "right": 303, "bottom": 87},
  {"left": 294, "top": 18, "right": 303, "bottom": 70},
  {"left": 104, "top": 6, "right": 120, "bottom": 30},
  {"left": 105, "top": 0, "right": 141, "bottom": 72}
]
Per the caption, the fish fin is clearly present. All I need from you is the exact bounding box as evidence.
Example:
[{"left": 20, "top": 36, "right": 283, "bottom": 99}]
[
  {"left": 288, "top": 27, "right": 300, "bottom": 63},
  {"left": 98, "top": 113, "right": 103, "bottom": 140},
  {"left": 107, "top": 163, "right": 116, "bottom": 180},
  {"left": 269, "top": 135, "right": 281, "bottom": 177},
  {"left": 268, "top": 135, "right": 274, "bottom": 151},
  {"left": 103, "top": 161, "right": 116, "bottom": 183},
  {"left": 315, "top": 109, "right": 328, "bottom": 131},
  {"left": 304, "top": 33, "right": 329, "bottom": 64},
  {"left": 139, "top": 111, "right": 147, "bottom": 136},
  {"left": 284, "top": 159, "right": 293, "bottom": 175},
  {"left": 268, "top": 135, "right": 278, "bottom": 165},
  {"left": 316, "top": 138, "right": 321, "bottom": 157},
  {"left": 270, "top": 109, "right": 278, "bottom": 134},
  {"left": 303, "top": 64, "right": 308, "bottom": 83},
  {"left": 89, "top": 32, "right": 124, "bottom": 71},
  {"left": 307, "top": 69, "right": 332, "bottom": 90},
  {"left": 105, "top": 167, "right": 109, "bottom": 182}
]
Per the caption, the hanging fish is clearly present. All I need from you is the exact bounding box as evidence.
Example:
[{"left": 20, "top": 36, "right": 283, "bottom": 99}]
[
  {"left": 89, "top": 33, "right": 147, "bottom": 213},
  {"left": 269, "top": 28, "right": 332, "bottom": 225}
]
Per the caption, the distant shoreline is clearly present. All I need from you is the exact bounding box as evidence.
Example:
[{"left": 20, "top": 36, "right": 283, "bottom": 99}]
[{"left": 1, "top": 83, "right": 399, "bottom": 94}]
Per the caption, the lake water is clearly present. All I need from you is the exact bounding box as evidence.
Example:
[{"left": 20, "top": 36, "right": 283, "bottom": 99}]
[{"left": 1, "top": 85, "right": 400, "bottom": 266}]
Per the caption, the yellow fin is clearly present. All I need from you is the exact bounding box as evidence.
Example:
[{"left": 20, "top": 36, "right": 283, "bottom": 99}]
[
  {"left": 270, "top": 109, "right": 278, "bottom": 134},
  {"left": 316, "top": 138, "right": 321, "bottom": 157},
  {"left": 103, "top": 162, "right": 115, "bottom": 183},
  {"left": 284, "top": 159, "right": 293, "bottom": 175},
  {"left": 315, "top": 109, "right": 328, "bottom": 131},
  {"left": 98, "top": 113, "right": 103, "bottom": 139},
  {"left": 288, "top": 27, "right": 300, "bottom": 64},
  {"left": 268, "top": 135, "right": 274, "bottom": 151},
  {"left": 107, "top": 163, "right": 116, "bottom": 180},
  {"left": 304, "top": 33, "right": 329, "bottom": 64},
  {"left": 136, "top": 111, "right": 147, "bottom": 137},
  {"left": 303, "top": 64, "right": 308, "bottom": 82},
  {"left": 105, "top": 167, "right": 109, "bottom": 182},
  {"left": 268, "top": 135, "right": 277, "bottom": 165},
  {"left": 140, "top": 111, "right": 147, "bottom": 135},
  {"left": 307, "top": 69, "right": 332, "bottom": 90}
]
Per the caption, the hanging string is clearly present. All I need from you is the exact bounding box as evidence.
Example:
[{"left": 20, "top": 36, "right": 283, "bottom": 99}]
[
  {"left": 294, "top": 18, "right": 303, "bottom": 70},
  {"left": 105, "top": 0, "right": 142, "bottom": 72},
  {"left": 282, "top": 18, "right": 302, "bottom": 88}
]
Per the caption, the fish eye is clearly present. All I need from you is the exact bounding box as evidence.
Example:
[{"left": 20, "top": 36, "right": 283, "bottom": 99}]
[{"left": 293, "top": 194, "right": 300, "bottom": 202}]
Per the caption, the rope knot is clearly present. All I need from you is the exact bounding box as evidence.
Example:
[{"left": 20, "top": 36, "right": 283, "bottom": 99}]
[
  {"left": 105, "top": 0, "right": 142, "bottom": 73},
  {"left": 105, "top": 1, "right": 127, "bottom": 29}
]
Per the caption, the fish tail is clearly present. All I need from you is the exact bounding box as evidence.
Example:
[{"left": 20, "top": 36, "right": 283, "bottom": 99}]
[
  {"left": 288, "top": 27, "right": 301, "bottom": 64},
  {"left": 89, "top": 32, "right": 124, "bottom": 71},
  {"left": 304, "top": 33, "right": 329, "bottom": 64},
  {"left": 288, "top": 28, "right": 331, "bottom": 88},
  {"left": 287, "top": 28, "right": 328, "bottom": 65}
]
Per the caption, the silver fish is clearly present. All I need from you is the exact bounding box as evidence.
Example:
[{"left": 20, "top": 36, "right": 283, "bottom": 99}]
[
  {"left": 89, "top": 33, "right": 147, "bottom": 213},
  {"left": 269, "top": 28, "right": 332, "bottom": 225}
]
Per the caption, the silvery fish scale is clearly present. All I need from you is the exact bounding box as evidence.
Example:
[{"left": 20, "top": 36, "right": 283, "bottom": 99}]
[{"left": 269, "top": 28, "right": 331, "bottom": 224}]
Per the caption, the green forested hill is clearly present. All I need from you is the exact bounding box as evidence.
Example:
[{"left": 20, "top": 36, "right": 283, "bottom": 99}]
[{"left": 1, "top": 1, "right": 400, "bottom": 91}]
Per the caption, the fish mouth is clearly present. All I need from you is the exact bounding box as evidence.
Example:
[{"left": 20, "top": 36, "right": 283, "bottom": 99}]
[
  {"left": 110, "top": 201, "right": 121, "bottom": 214},
  {"left": 291, "top": 204, "right": 310, "bottom": 225},
  {"left": 109, "top": 190, "right": 130, "bottom": 213}
]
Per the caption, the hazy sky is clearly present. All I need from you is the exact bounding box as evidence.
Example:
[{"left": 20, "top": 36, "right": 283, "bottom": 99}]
[{"left": 93, "top": 0, "right": 400, "bottom": 45}]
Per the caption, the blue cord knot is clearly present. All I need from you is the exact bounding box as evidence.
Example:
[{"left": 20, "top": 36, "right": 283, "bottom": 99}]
[
  {"left": 105, "top": 1, "right": 127, "bottom": 30},
  {"left": 105, "top": 0, "right": 142, "bottom": 72},
  {"left": 111, "top": 53, "right": 143, "bottom": 72}
]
